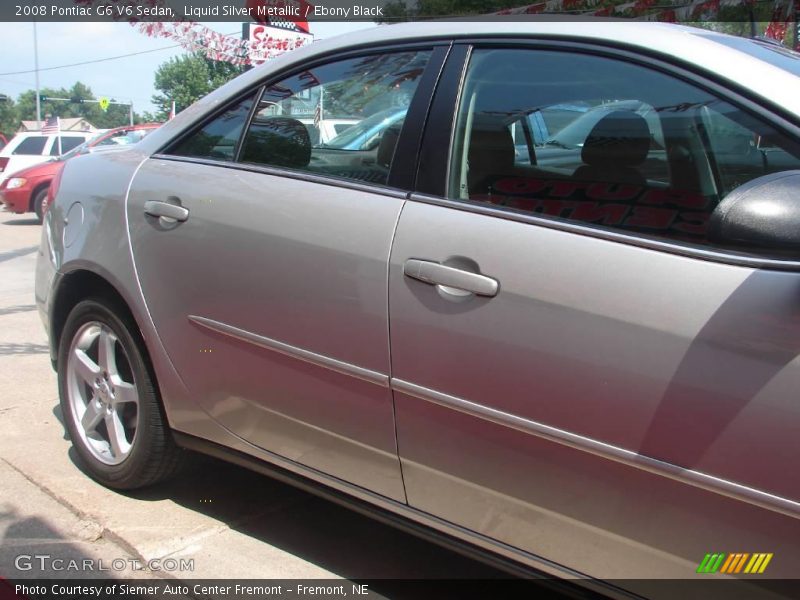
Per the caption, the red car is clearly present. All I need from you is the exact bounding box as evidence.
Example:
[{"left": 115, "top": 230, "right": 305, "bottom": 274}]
[{"left": 0, "top": 123, "right": 160, "bottom": 222}]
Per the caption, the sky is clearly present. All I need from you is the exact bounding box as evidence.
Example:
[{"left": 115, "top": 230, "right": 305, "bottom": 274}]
[{"left": 0, "top": 21, "right": 376, "bottom": 114}]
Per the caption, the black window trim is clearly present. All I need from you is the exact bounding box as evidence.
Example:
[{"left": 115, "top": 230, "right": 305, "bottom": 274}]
[
  {"left": 413, "top": 38, "right": 800, "bottom": 270},
  {"left": 155, "top": 40, "right": 451, "bottom": 197},
  {"left": 154, "top": 154, "right": 408, "bottom": 200},
  {"left": 234, "top": 86, "right": 265, "bottom": 163}
]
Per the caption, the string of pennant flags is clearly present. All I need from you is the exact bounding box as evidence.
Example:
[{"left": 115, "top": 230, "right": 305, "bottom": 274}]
[
  {"left": 137, "top": 21, "right": 270, "bottom": 65},
  {"left": 73, "top": 0, "right": 799, "bottom": 65},
  {"left": 73, "top": 0, "right": 313, "bottom": 65}
]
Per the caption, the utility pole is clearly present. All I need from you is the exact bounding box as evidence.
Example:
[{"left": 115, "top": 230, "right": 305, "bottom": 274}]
[
  {"left": 129, "top": 102, "right": 134, "bottom": 126},
  {"left": 33, "top": 22, "right": 41, "bottom": 129}
]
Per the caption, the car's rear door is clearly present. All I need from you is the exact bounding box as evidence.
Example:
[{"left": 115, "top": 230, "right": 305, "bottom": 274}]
[
  {"left": 388, "top": 42, "right": 800, "bottom": 583},
  {"left": 126, "top": 45, "right": 447, "bottom": 501}
]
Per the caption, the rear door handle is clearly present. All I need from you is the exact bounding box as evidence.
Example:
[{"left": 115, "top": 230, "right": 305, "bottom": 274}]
[
  {"left": 144, "top": 200, "right": 189, "bottom": 222},
  {"left": 404, "top": 259, "right": 499, "bottom": 297}
]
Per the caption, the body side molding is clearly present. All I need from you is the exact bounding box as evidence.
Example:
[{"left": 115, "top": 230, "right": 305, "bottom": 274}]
[
  {"left": 392, "top": 378, "right": 800, "bottom": 520},
  {"left": 188, "top": 315, "right": 390, "bottom": 388}
]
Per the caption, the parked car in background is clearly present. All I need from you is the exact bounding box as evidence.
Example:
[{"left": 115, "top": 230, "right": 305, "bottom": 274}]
[
  {"left": 1, "top": 124, "right": 161, "bottom": 222},
  {"left": 0, "top": 131, "right": 93, "bottom": 187},
  {"left": 321, "top": 107, "right": 407, "bottom": 150},
  {"left": 80, "top": 123, "right": 162, "bottom": 151},
  {"left": 37, "top": 21, "right": 800, "bottom": 597},
  {"left": 0, "top": 159, "right": 60, "bottom": 222},
  {"left": 299, "top": 117, "right": 358, "bottom": 146}
]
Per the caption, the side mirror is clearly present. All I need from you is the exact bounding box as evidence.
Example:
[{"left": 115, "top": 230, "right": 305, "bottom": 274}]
[{"left": 709, "top": 171, "right": 800, "bottom": 250}]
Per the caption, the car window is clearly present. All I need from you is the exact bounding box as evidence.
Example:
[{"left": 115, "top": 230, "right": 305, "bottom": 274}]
[
  {"left": 170, "top": 94, "right": 257, "bottom": 161},
  {"left": 239, "top": 50, "right": 431, "bottom": 187},
  {"left": 95, "top": 131, "right": 130, "bottom": 147},
  {"left": 95, "top": 128, "right": 154, "bottom": 147},
  {"left": 12, "top": 136, "right": 47, "bottom": 155},
  {"left": 49, "top": 136, "right": 86, "bottom": 155},
  {"left": 321, "top": 108, "right": 407, "bottom": 151},
  {"left": 333, "top": 123, "right": 354, "bottom": 135},
  {"left": 449, "top": 48, "right": 800, "bottom": 249}
]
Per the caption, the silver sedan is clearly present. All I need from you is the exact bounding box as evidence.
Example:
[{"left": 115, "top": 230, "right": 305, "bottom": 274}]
[{"left": 36, "top": 20, "right": 800, "bottom": 596}]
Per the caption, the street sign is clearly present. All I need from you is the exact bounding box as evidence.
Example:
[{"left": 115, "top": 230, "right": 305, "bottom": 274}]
[{"left": 99, "top": 97, "right": 110, "bottom": 111}]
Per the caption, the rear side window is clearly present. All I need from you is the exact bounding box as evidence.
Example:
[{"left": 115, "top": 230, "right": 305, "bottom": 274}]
[
  {"left": 449, "top": 48, "right": 800, "bottom": 249},
  {"left": 12, "top": 136, "right": 47, "bottom": 155},
  {"left": 239, "top": 50, "right": 430, "bottom": 186},
  {"left": 49, "top": 136, "right": 86, "bottom": 155},
  {"left": 166, "top": 51, "right": 432, "bottom": 190},
  {"left": 170, "top": 94, "right": 256, "bottom": 161}
]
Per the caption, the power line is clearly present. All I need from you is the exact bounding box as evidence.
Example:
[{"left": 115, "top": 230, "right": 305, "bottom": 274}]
[
  {"left": 0, "top": 43, "right": 183, "bottom": 76},
  {"left": 0, "top": 29, "right": 241, "bottom": 77}
]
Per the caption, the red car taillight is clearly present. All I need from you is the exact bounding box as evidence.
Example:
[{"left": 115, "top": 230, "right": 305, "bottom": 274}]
[{"left": 0, "top": 157, "right": 8, "bottom": 173}]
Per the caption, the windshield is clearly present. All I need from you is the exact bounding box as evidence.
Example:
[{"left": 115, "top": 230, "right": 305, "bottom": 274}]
[
  {"left": 95, "top": 128, "right": 156, "bottom": 147},
  {"left": 53, "top": 127, "right": 158, "bottom": 160},
  {"left": 323, "top": 108, "right": 406, "bottom": 150},
  {"left": 694, "top": 33, "right": 800, "bottom": 77}
]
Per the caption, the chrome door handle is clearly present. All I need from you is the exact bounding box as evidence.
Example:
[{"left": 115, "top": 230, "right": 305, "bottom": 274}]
[
  {"left": 144, "top": 200, "right": 189, "bottom": 222},
  {"left": 404, "top": 259, "right": 499, "bottom": 297}
]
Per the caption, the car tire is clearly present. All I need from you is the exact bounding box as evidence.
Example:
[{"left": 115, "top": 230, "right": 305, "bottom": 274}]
[
  {"left": 58, "top": 297, "right": 183, "bottom": 489},
  {"left": 33, "top": 187, "right": 49, "bottom": 224}
]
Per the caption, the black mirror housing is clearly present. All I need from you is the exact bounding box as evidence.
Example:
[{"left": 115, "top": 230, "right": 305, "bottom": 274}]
[{"left": 709, "top": 171, "right": 800, "bottom": 250}]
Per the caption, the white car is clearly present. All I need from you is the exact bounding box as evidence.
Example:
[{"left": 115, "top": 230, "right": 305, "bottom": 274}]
[
  {"left": 0, "top": 131, "right": 93, "bottom": 186},
  {"left": 299, "top": 118, "right": 358, "bottom": 145}
]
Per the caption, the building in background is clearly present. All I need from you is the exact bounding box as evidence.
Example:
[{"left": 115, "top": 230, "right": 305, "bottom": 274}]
[{"left": 18, "top": 117, "right": 96, "bottom": 133}]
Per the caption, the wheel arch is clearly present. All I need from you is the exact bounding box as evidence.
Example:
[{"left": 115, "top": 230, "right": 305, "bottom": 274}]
[
  {"left": 28, "top": 181, "right": 51, "bottom": 212},
  {"left": 50, "top": 269, "right": 149, "bottom": 375}
]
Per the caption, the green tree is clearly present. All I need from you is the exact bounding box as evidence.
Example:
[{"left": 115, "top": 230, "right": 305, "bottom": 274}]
[
  {"left": 151, "top": 52, "right": 244, "bottom": 120},
  {"left": 0, "top": 93, "right": 19, "bottom": 137},
  {"left": 14, "top": 82, "right": 140, "bottom": 130}
]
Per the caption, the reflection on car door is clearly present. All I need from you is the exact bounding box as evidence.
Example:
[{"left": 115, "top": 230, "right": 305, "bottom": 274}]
[
  {"left": 388, "top": 43, "right": 800, "bottom": 584},
  {"left": 125, "top": 45, "right": 441, "bottom": 503},
  {"left": 128, "top": 160, "right": 407, "bottom": 500}
]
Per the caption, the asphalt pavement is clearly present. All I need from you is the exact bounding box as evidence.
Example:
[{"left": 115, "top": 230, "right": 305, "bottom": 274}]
[{"left": 0, "top": 209, "right": 509, "bottom": 589}]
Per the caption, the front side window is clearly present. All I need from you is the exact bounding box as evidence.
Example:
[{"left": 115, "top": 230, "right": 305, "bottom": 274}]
[
  {"left": 239, "top": 50, "right": 431, "bottom": 186},
  {"left": 449, "top": 49, "right": 800, "bottom": 249},
  {"left": 170, "top": 94, "right": 257, "bottom": 161}
]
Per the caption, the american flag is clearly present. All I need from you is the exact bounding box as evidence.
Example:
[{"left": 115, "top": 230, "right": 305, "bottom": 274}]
[
  {"left": 41, "top": 116, "right": 60, "bottom": 135},
  {"left": 313, "top": 102, "right": 321, "bottom": 129},
  {"left": 313, "top": 89, "right": 323, "bottom": 128}
]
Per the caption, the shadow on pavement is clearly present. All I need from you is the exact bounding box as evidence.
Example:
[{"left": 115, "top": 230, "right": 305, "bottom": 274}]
[
  {"left": 0, "top": 305, "right": 36, "bottom": 317},
  {"left": 1, "top": 218, "right": 39, "bottom": 227},
  {"left": 62, "top": 428, "right": 509, "bottom": 583},
  {"left": 52, "top": 404, "right": 69, "bottom": 441},
  {"left": 0, "top": 343, "right": 50, "bottom": 356},
  {"left": 125, "top": 453, "right": 509, "bottom": 580},
  {"left": 0, "top": 503, "right": 107, "bottom": 580}
]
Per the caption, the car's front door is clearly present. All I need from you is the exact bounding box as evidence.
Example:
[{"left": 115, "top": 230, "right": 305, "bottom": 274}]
[
  {"left": 126, "top": 46, "right": 442, "bottom": 501},
  {"left": 389, "top": 45, "right": 800, "bottom": 584}
]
